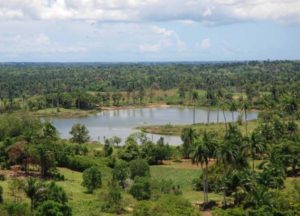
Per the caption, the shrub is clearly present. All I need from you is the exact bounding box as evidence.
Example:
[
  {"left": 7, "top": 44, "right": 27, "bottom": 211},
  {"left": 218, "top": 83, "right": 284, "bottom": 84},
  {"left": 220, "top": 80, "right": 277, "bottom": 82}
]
[
  {"left": 36, "top": 200, "right": 72, "bottom": 216},
  {"left": 0, "top": 174, "right": 5, "bottom": 181},
  {"left": 48, "top": 169, "right": 65, "bottom": 181},
  {"left": 0, "top": 185, "right": 3, "bottom": 203},
  {"left": 152, "top": 179, "right": 182, "bottom": 196},
  {"left": 82, "top": 166, "right": 102, "bottom": 193},
  {"left": 129, "top": 177, "right": 151, "bottom": 200},
  {"left": 63, "top": 155, "right": 106, "bottom": 172},
  {"left": 129, "top": 159, "right": 150, "bottom": 179},
  {"left": 133, "top": 195, "right": 200, "bottom": 216},
  {"left": 103, "top": 141, "right": 113, "bottom": 157},
  {"left": 213, "top": 207, "right": 245, "bottom": 216},
  {"left": 4, "top": 202, "right": 30, "bottom": 216},
  {"left": 112, "top": 160, "right": 129, "bottom": 189},
  {"left": 119, "top": 137, "right": 140, "bottom": 161},
  {"left": 102, "top": 180, "right": 123, "bottom": 214},
  {"left": 45, "top": 182, "right": 69, "bottom": 205}
]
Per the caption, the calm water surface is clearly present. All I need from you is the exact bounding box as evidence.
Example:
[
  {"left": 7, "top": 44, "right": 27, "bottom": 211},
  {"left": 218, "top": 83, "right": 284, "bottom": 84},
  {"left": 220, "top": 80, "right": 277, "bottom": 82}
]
[{"left": 50, "top": 107, "right": 258, "bottom": 145}]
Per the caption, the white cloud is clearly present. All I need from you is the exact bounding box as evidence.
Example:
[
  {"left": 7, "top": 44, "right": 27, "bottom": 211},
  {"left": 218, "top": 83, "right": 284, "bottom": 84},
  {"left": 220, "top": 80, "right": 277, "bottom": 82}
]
[
  {"left": 0, "top": 0, "right": 299, "bottom": 24},
  {"left": 138, "top": 25, "right": 186, "bottom": 53},
  {"left": 0, "top": 32, "right": 86, "bottom": 55},
  {"left": 197, "top": 38, "right": 211, "bottom": 49}
]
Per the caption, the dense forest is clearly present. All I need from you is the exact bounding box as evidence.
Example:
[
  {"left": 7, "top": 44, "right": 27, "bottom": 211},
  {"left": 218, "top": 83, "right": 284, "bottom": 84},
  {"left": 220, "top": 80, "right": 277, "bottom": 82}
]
[
  {"left": 0, "top": 61, "right": 299, "bottom": 216},
  {"left": 0, "top": 61, "right": 299, "bottom": 113}
]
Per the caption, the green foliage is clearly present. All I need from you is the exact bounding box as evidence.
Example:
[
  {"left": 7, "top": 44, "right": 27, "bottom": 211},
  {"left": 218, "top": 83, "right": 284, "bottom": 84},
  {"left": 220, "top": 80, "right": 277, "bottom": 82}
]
[
  {"left": 129, "top": 159, "right": 150, "bottom": 179},
  {"left": 103, "top": 140, "right": 113, "bottom": 157},
  {"left": 102, "top": 180, "right": 123, "bottom": 214},
  {"left": 119, "top": 137, "right": 140, "bottom": 161},
  {"left": 23, "top": 178, "right": 44, "bottom": 210},
  {"left": 35, "top": 143, "right": 57, "bottom": 178},
  {"left": 181, "top": 128, "right": 197, "bottom": 159},
  {"left": 69, "top": 124, "right": 90, "bottom": 144},
  {"left": 0, "top": 185, "right": 3, "bottom": 203},
  {"left": 82, "top": 166, "right": 102, "bottom": 193},
  {"left": 36, "top": 200, "right": 72, "bottom": 216},
  {"left": 4, "top": 202, "right": 30, "bottom": 216},
  {"left": 213, "top": 207, "right": 245, "bottom": 216},
  {"left": 129, "top": 177, "right": 152, "bottom": 200},
  {"left": 151, "top": 179, "right": 182, "bottom": 197},
  {"left": 141, "top": 140, "right": 172, "bottom": 165},
  {"left": 112, "top": 160, "right": 129, "bottom": 189},
  {"left": 133, "top": 195, "right": 200, "bottom": 216}
]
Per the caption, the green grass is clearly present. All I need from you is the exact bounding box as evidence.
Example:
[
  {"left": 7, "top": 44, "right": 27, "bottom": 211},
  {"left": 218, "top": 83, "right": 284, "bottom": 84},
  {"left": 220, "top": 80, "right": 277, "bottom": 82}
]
[{"left": 150, "top": 165, "right": 222, "bottom": 203}]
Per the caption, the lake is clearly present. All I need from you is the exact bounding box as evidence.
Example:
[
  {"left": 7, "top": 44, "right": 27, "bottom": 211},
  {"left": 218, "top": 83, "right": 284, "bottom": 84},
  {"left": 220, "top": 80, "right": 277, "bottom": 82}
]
[{"left": 50, "top": 107, "right": 258, "bottom": 145}]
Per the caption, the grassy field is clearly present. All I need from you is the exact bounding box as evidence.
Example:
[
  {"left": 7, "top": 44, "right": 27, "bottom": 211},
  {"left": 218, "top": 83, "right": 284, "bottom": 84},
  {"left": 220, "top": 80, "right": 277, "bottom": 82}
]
[
  {"left": 0, "top": 160, "right": 222, "bottom": 216},
  {"left": 151, "top": 163, "right": 222, "bottom": 203},
  {"left": 1, "top": 161, "right": 298, "bottom": 216}
]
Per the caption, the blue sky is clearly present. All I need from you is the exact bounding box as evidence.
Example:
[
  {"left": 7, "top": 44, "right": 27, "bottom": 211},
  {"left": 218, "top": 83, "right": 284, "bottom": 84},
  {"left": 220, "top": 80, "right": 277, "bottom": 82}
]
[{"left": 0, "top": 0, "right": 299, "bottom": 62}]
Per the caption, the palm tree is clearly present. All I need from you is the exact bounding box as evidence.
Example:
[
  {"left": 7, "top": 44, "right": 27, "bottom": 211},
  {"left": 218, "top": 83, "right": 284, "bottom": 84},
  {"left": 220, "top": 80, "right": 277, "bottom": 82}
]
[
  {"left": 202, "top": 131, "right": 217, "bottom": 203},
  {"left": 181, "top": 127, "right": 196, "bottom": 159},
  {"left": 191, "top": 91, "right": 199, "bottom": 124},
  {"left": 191, "top": 139, "right": 208, "bottom": 204},
  {"left": 282, "top": 96, "right": 298, "bottom": 121},
  {"left": 192, "top": 131, "right": 217, "bottom": 205},
  {"left": 216, "top": 89, "right": 224, "bottom": 124},
  {"left": 242, "top": 100, "right": 249, "bottom": 136},
  {"left": 23, "top": 178, "right": 45, "bottom": 211},
  {"left": 230, "top": 101, "right": 237, "bottom": 123},
  {"left": 217, "top": 124, "right": 242, "bottom": 206},
  {"left": 221, "top": 101, "right": 228, "bottom": 131},
  {"left": 249, "top": 131, "right": 265, "bottom": 170}
]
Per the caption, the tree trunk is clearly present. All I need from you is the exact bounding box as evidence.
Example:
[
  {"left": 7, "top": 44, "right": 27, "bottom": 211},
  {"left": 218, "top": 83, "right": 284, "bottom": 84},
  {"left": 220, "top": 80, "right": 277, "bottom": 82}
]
[
  {"left": 222, "top": 109, "right": 228, "bottom": 131},
  {"left": 222, "top": 168, "right": 227, "bottom": 207},
  {"left": 204, "top": 163, "right": 209, "bottom": 203},
  {"left": 207, "top": 108, "right": 210, "bottom": 124},
  {"left": 201, "top": 164, "right": 206, "bottom": 205},
  {"left": 245, "top": 109, "right": 248, "bottom": 136},
  {"left": 193, "top": 105, "right": 196, "bottom": 124}
]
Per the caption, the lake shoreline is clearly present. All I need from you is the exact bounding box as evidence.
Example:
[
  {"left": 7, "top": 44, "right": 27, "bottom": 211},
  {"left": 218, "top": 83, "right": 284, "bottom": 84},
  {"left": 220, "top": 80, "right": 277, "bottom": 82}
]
[
  {"left": 5, "top": 103, "right": 261, "bottom": 119},
  {"left": 138, "top": 120, "right": 259, "bottom": 136}
]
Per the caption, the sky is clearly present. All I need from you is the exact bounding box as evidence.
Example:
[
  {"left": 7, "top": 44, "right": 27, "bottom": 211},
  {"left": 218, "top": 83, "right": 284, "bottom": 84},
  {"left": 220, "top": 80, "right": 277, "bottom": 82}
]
[{"left": 0, "top": 0, "right": 300, "bottom": 62}]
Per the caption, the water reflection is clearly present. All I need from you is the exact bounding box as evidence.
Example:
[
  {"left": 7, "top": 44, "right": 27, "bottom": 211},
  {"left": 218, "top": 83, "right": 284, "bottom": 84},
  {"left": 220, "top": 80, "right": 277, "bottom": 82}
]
[{"left": 50, "top": 107, "right": 258, "bottom": 146}]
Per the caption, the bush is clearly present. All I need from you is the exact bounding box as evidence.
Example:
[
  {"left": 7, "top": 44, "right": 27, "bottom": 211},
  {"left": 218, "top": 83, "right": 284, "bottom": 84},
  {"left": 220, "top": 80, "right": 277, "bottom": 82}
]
[
  {"left": 82, "top": 166, "right": 102, "bottom": 193},
  {"left": 112, "top": 160, "right": 129, "bottom": 189},
  {"left": 193, "top": 165, "right": 223, "bottom": 193},
  {"left": 119, "top": 137, "right": 140, "bottom": 161},
  {"left": 103, "top": 141, "right": 113, "bottom": 157},
  {"left": 102, "top": 180, "right": 123, "bottom": 214},
  {"left": 36, "top": 200, "right": 72, "bottom": 216},
  {"left": 152, "top": 179, "right": 182, "bottom": 197},
  {"left": 129, "top": 159, "right": 150, "bottom": 179},
  {"left": 0, "top": 174, "right": 5, "bottom": 181},
  {"left": 48, "top": 169, "right": 65, "bottom": 181},
  {"left": 133, "top": 195, "right": 200, "bottom": 216},
  {"left": 129, "top": 177, "right": 151, "bottom": 200},
  {"left": 63, "top": 155, "right": 106, "bottom": 172},
  {"left": 4, "top": 202, "right": 30, "bottom": 216},
  {"left": 213, "top": 207, "right": 245, "bottom": 216},
  {"left": 0, "top": 185, "right": 3, "bottom": 203},
  {"left": 45, "top": 182, "right": 69, "bottom": 205}
]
